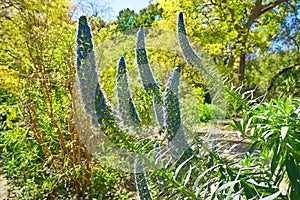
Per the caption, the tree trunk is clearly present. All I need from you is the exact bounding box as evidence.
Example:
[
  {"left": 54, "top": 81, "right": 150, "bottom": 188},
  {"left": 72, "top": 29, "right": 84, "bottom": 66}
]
[{"left": 238, "top": 52, "right": 245, "bottom": 82}]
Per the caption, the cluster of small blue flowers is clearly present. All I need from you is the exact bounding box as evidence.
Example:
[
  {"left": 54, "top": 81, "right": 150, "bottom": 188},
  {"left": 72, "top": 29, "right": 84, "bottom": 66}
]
[
  {"left": 164, "top": 65, "right": 192, "bottom": 160},
  {"left": 76, "top": 16, "right": 94, "bottom": 69},
  {"left": 116, "top": 56, "right": 141, "bottom": 125},
  {"left": 164, "top": 65, "right": 181, "bottom": 141},
  {"left": 164, "top": 89, "right": 181, "bottom": 140},
  {"left": 76, "top": 16, "right": 113, "bottom": 127},
  {"left": 136, "top": 28, "right": 165, "bottom": 129},
  {"left": 136, "top": 29, "right": 156, "bottom": 90},
  {"left": 95, "top": 84, "right": 114, "bottom": 125}
]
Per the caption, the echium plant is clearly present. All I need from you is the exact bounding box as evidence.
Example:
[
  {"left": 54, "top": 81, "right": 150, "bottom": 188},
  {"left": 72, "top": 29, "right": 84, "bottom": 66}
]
[
  {"left": 135, "top": 27, "right": 193, "bottom": 160},
  {"left": 76, "top": 16, "right": 156, "bottom": 199},
  {"left": 116, "top": 56, "right": 141, "bottom": 126},
  {"left": 75, "top": 12, "right": 227, "bottom": 199},
  {"left": 164, "top": 64, "right": 193, "bottom": 162}
]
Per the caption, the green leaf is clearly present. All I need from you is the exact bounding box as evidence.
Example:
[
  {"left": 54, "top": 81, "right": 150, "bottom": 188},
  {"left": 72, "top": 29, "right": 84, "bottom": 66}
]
[
  {"left": 233, "top": 119, "right": 243, "bottom": 133},
  {"left": 247, "top": 140, "right": 260, "bottom": 154},
  {"left": 241, "top": 180, "right": 257, "bottom": 199},
  {"left": 193, "top": 165, "right": 220, "bottom": 188},
  {"left": 213, "top": 180, "right": 239, "bottom": 199},
  {"left": 183, "top": 165, "right": 192, "bottom": 186},
  {"left": 286, "top": 154, "right": 299, "bottom": 193},
  {"left": 174, "top": 155, "right": 193, "bottom": 178},
  {"left": 271, "top": 144, "right": 281, "bottom": 175}
]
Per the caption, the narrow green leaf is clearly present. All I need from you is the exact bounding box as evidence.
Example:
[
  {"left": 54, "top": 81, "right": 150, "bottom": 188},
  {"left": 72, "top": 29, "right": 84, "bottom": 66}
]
[
  {"left": 233, "top": 119, "right": 243, "bottom": 133},
  {"left": 213, "top": 180, "right": 239, "bottom": 198},
  {"left": 183, "top": 165, "right": 192, "bottom": 186},
  {"left": 174, "top": 155, "right": 193, "bottom": 178},
  {"left": 247, "top": 140, "right": 260, "bottom": 154},
  {"left": 193, "top": 165, "right": 220, "bottom": 188},
  {"left": 271, "top": 144, "right": 281, "bottom": 175},
  {"left": 286, "top": 154, "right": 299, "bottom": 193}
]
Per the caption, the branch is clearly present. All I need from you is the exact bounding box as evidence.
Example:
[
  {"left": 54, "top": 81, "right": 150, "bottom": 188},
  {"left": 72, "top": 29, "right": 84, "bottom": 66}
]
[
  {"left": 246, "top": 0, "right": 287, "bottom": 28},
  {"left": 246, "top": 0, "right": 263, "bottom": 28},
  {"left": 260, "top": 0, "right": 288, "bottom": 16}
]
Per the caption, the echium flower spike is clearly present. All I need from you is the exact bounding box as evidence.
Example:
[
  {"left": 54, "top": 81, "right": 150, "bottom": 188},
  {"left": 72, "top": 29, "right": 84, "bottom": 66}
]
[
  {"left": 76, "top": 16, "right": 93, "bottom": 69},
  {"left": 164, "top": 65, "right": 182, "bottom": 139},
  {"left": 116, "top": 56, "right": 141, "bottom": 125},
  {"left": 76, "top": 16, "right": 113, "bottom": 126},
  {"left": 134, "top": 155, "right": 153, "bottom": 200},
  {"left": 177, "top": 12, "right": 226, "bottom": 117},
  {"left": 164, "top": 64, "right": 192, "bottom": 160},
  {"left": 136, "top": 27, "right": 156, "bottom": 92},
  {"left": 136, "top": 27, "right": 164, "bottom": 128},
  {"left": 115, "top": 57, "right": 151, "bottom": 199}
]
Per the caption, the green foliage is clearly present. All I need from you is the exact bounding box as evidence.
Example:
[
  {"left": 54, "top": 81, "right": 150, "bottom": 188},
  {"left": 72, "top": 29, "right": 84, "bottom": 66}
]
[
  {"left": 245, "top": 50, "right": 300, "bottom": 98},
  {"left": 0, "top": 65, "right": 20, "bottom": 130},
  {"left": 267, "top": 65, "right": 300, "bottom": 99},
  {"left": 154, "top": 0, "right": 293, "bottom": 81},
  {"left": 233, "top": 95, "right": 300, "bottom": 198},
  {"left": 224, "top": 81, "right": 254, "bottom": 117},
  {"left": 115, "top": 3, "right": 163, "bottom": 32},
  {"left": 1, "top": 125, "right": 130, "bottom": 199},
  {"left": 198, "top": 104, "right": 212, "bottom": 122}
]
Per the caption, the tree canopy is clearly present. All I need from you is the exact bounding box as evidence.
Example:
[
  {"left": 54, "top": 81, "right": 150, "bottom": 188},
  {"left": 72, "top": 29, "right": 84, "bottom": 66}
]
[{"left": 153, "top": 0, "right": 298, "bottom": 82}]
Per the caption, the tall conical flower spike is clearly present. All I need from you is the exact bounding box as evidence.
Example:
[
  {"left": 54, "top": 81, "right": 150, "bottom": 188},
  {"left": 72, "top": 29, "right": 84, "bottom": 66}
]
[
  {"left": 136, "top": 27, "right": 165, "bottom": 128},
  {"left": 177, "top": 12, "right": 226, "bottom": 117},
  {"left": 76, "top": 16, "right": 113, "bottom": 127},
  {"left": 164, "top": 65, "right": 181, "bottom": 140},
  {"left": 76, "top": 16, "right": 94, "bottom": 69},
  {"left": 116, "top": 56, "right": 141, "bottom": 125},
  {"left": 115, "top": 56, "right": 152, "bottom": 199},
  {"left": 164, "top": 64, "right": 192, "bottom": 161}
]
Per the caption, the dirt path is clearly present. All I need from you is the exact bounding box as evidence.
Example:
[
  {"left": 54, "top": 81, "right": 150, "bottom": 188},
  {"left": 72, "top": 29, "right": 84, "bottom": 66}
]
[{"left": 0, "top": 158, "right": 8, "bottom": 200}]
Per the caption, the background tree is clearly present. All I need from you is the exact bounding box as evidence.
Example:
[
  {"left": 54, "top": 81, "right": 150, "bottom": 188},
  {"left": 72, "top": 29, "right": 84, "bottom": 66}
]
[
  {"left": 116, "top": 8, "right": 137, "bottom": 31},
  {"left": 115, "top": 3, "right": 163, "bottom": 32},
  {"left": 153, "top": 0, "right": 294, "bottom": 82}
]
